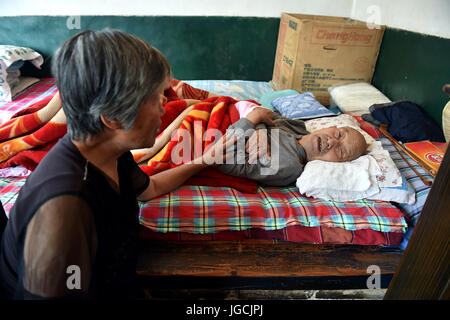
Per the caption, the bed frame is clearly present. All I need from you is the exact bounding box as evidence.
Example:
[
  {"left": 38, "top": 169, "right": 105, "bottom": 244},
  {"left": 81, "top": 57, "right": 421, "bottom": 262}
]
[{"left": 135, "top": 145, "right": 449, "bottom": 299}]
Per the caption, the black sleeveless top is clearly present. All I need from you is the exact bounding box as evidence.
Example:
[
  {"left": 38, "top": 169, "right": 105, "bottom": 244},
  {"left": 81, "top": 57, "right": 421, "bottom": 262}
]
[{"left": 0, "top": 134, "right": 149, "bottom": 299}]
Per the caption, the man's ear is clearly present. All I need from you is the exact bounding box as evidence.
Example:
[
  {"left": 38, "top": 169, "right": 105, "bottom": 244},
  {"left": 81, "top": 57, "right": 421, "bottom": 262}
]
[{"left": 100, "top": 114, "right": 124, "bottom": 130}]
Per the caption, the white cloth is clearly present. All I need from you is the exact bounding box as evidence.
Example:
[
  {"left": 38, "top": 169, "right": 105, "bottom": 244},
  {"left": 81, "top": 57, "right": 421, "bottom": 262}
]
[
  {"left": 296, "top": 155, "right": 382, "bottom": 202},
  {"left": 328, "top": 82, "right": 391, "bottom": 113},
  {"left": 0, "top": 165, "right": 31, "bottom": 178}
]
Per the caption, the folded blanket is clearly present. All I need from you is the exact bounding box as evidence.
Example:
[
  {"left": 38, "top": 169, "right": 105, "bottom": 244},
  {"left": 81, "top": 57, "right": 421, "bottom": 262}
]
[
  {"left": 184, "top": 167, "right": 258, "bottom": 193},
  {"left": 0, "top": 141, "right": 58, "bottom": 171},
  {"left": 140, "top": 95, "right": 241, "bottom": 175},
  {"left": 296, "top": 155, "right": 382, "bottom": 201},
  {"left": 0, "top": 80, "right": 210, "bottom": 167},
  {"left": 134, "top": 96, "right": 258, "bottom": 193},
  {"left": 0, "top": 79, "right": 259, "bottom": 192}
]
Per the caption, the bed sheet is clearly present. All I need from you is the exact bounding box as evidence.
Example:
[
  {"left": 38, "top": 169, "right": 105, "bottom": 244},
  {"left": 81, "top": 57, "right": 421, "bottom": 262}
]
[
  {"left": 184, "top": 80, "right": 272, "bottom": 102},
  {"left": 0, "top": 78, "right": 431, "bottom": 248},
  {"left": 0, "top": 78, "right": 57, "bottom": 125}
]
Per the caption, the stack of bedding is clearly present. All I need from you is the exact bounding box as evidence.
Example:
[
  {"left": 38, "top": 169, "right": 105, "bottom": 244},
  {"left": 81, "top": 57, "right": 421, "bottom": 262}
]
[{"left": 0, "top": 78, "right": 434, "bottom": 249}]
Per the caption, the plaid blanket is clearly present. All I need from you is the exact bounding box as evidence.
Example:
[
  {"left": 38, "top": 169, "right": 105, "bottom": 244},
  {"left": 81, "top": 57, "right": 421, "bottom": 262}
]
[
  {"left": 0, "top": 78, "right": 57, "bottom": 125},
  {"left": 0, "top": 177, "right": 26, "bottom": 216},
  {"left": 140, "top": 185, "right": 407, "bottom": 234}
]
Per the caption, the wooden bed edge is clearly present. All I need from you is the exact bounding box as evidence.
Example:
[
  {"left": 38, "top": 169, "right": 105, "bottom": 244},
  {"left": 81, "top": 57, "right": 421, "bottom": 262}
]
[{"left": 136, "top": 240, "right": 403, "bottom": 281}]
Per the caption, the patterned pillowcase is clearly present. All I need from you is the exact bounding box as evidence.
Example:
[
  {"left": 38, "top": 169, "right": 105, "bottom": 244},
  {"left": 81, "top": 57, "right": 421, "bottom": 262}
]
[
  {"left": 271, "top": 92, "right": 336, "bottom": 120},
  {"left": 0, "top": 45, "right": 43, "bottom": 102},
  {"left": 259, "top": 89, "right": 299, "bottom": 111}
]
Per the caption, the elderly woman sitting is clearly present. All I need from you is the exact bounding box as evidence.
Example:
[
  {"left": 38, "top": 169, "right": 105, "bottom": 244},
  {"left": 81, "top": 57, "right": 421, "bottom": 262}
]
[{"left": 0, "top": 29, "right": 232, "bottom": 300}]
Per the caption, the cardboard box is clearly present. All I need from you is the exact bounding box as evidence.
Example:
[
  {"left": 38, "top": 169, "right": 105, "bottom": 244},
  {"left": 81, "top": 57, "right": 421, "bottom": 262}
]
[{"left": 271, "top": 13, "right": 385, "bottom": 106}]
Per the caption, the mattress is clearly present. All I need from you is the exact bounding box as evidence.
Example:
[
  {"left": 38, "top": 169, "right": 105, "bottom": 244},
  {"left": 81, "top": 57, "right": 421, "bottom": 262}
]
[{"left": 0, "top": 78, "right": 433, "bottom": 248}]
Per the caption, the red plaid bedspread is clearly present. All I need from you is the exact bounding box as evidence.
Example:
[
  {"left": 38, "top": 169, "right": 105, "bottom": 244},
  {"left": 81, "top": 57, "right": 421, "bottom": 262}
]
[
  {"left": 0, "top": 78, "right": 57, "bottom": 125},
  {"left": 139, "top": 185, "right": 407, "bottom": 234}
]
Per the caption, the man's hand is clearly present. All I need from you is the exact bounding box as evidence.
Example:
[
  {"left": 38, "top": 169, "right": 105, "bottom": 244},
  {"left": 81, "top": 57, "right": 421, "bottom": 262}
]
[
  {"left": 245, "top": 107, "right": 276, "bottom": 127},
  {"left": 246, "top": 129, "right": 270, "bottom": 164},
  {"left": 244, "top": 107, "right": 274, "bottom": 164},
  {"left": 201, "top": 130, "right": 238, "bottom": 165}
]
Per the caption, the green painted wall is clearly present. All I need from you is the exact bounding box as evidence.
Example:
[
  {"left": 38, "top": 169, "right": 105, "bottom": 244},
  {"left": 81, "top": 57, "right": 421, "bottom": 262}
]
[
  {"left": 1, "top": 16, "right": 449, "bottom": 127},
  {"left": 0, "top": 16, "right": 279, "bottom": 81},
  {"left": 372, "top": 28, "right": 450, "bottom": 127}
]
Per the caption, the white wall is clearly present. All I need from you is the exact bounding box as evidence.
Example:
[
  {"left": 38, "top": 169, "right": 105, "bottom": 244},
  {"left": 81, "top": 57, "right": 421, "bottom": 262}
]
[
  {"left": 1, "top": 0, "right": 449, "bottom": 38},
  {"left": 0, "top": 0, "right": 353, "bottom": 17},
  {"left": 349, "top": 0, "right": 450, "bottom": 39}
]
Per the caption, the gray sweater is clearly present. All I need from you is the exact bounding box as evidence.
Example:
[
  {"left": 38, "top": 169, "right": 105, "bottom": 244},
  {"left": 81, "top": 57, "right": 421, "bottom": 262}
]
[{"left": 217, "top": 116, "right": 309, "bottom": 186}]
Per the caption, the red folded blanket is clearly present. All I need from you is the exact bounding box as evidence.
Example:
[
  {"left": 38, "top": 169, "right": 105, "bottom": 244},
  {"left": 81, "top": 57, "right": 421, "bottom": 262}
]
[
  {"left": 140, "top": 95, "right": 240, "bottom": 175},
  {"left": 0, "top": 80, "right": 259, "bottom": 192},
  {"left": 139, "top": 94, "right": 258, "bottom": 193}
]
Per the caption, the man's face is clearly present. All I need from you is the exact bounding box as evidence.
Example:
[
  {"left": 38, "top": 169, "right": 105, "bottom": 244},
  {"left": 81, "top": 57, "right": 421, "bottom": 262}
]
[{"left": 299, "top": 126, "right": 367, "bottom": 162}]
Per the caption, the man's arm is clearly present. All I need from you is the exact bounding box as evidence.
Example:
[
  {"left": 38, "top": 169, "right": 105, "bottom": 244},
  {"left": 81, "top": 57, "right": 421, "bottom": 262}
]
[{"left": 245, "top": 107, "right": 275, "bottom": 127}]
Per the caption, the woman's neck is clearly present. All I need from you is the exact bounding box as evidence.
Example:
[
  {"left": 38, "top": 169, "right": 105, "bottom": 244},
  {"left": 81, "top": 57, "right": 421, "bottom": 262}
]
[{"left": 72, "top": 132, "right": 125, "bottom": 186}]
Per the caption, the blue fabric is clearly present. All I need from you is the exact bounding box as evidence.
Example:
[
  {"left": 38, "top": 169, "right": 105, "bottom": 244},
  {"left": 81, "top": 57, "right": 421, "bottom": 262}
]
[
  {"left": 259, "top": 89, "right": 299, "bottom": 111},
  {"left": 271, "top": 92, "right": 337, "bottom": 120},
  {"left": 370, "top": 100, "right": 445, "bottom": 143},
  {"left": 6, "top": 60, "right": 24, "bottom": 70}
]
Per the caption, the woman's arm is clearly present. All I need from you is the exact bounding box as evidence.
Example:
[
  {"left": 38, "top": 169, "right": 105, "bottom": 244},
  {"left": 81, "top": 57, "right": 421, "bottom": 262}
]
[
  {"left": 22, "top": 195, "right": 97, "bottom": 299},
  {"left": 138, "top": 130, "right": 237, "bottom": 201}
]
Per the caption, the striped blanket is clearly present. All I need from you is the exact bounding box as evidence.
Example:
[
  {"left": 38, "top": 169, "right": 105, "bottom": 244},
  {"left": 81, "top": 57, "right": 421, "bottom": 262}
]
[{"left": 139, "top": 95, "right": 241, "bottom": 176}]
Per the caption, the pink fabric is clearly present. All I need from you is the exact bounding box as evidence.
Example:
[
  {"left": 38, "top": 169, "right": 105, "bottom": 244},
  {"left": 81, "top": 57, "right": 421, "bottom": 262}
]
[{"left": 235, "top": 101, "right": 257, "bottom": 119}]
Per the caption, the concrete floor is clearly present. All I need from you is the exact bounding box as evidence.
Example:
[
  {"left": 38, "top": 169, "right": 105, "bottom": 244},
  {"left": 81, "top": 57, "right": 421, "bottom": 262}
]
[{"left": 141, "top": 288, "right": 387, "bottom": 300}]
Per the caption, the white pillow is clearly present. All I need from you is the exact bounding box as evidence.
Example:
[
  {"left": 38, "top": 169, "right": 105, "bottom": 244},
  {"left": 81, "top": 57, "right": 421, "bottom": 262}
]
[
  {"left": 298, "top": 114, "right": 411, "bottom": 203},
  {"left": 0, "top": 45, "right": 43, "bottom": 102},
  {"left": 328, "top": 82, "right": 391, "bottom": 114},
  {"left": 297, "top": 155, "right": 382, "bottom": 202}
]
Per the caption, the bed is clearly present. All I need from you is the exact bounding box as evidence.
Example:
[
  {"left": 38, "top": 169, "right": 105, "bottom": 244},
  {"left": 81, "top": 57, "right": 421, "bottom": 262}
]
[{"left": 0, "top": 78, "right": 436, "bottom": 296}]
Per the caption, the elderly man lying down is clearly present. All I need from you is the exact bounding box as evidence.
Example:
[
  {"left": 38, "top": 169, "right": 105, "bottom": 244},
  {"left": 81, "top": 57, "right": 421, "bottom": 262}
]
[{"left": 217, "top": 105, "right": 368, "bottom": 187}]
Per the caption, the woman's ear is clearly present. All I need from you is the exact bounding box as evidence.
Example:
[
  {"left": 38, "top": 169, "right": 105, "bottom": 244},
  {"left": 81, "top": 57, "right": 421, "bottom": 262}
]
[{"left": 100, "top": 114, "right": 124, "bottom": 130}]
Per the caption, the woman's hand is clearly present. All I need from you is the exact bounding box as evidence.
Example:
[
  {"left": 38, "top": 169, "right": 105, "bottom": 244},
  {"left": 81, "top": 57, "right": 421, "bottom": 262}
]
[{"left": 139, "top": 130, "right": 238, "bottom": 201}]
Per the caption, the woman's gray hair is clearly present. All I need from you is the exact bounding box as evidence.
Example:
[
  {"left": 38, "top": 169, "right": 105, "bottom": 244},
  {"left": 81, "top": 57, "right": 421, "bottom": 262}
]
[{"left": 52, "top": 29, "right": 171, "bottom": 141}]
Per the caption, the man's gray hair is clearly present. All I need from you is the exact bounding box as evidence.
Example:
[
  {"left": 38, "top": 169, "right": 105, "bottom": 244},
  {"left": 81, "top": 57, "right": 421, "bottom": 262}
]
[{"left": 52, "top": 29, "right": 171, "bottom": 141}]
